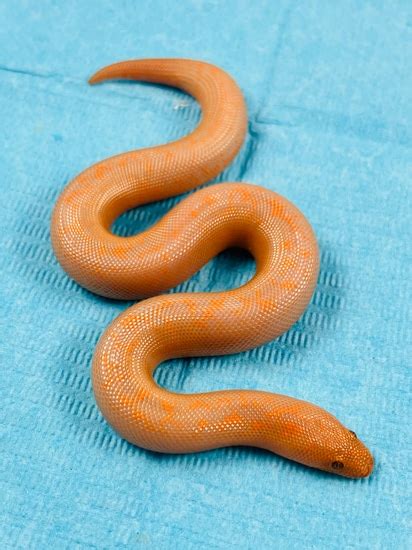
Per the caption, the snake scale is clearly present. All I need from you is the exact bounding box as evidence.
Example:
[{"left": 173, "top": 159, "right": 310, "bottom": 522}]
[{"left": 51, "top": 58, "right": 373, "bottom": 477}]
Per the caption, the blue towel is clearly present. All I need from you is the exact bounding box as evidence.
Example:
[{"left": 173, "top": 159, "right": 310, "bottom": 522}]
[{"left": 1, "top": 1, "right": 411, "bottom": 547}]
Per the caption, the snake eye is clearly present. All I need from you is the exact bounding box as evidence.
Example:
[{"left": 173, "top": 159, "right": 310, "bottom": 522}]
[
  {"left": 349, "top": 430, "right": 357, "bottom": 438},
  {"left": 332, "top": 461, "right": 344, "bottom": 470}
]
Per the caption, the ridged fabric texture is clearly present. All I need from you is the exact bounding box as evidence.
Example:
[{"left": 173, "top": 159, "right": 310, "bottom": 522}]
[{"left": 1, "top": 0, "right": 411, "bottom": 548}]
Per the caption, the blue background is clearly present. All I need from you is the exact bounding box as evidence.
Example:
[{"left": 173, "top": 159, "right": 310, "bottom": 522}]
[{"left": 1, "top": 1, "right": 411, "bottom": 548}]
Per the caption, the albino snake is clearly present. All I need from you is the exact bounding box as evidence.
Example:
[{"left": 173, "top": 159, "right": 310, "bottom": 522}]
[{"left": 51, "top": 58, "right": 373, "bottom": 478}]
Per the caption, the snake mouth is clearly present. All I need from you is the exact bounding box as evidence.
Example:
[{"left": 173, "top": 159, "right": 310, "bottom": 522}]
[
  {"left": 358, "top": 442, "right": 375, "bottom": 478},
  {"left": 338, "top": 449, "right": 374, "bottom": 479},
  {"left": 359, "top": 456, "right": 374, "bottom": 478}
]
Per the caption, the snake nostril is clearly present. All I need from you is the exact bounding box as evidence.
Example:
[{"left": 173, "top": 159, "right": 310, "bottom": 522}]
[
  {"left": 349, "top": 430, "right": 357, "bottom": 438},
  {"left": 332, "top": 461, "right": 344, "bottom": 470}
]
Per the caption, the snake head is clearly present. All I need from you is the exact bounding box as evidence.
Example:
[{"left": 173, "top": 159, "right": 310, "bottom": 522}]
[
  {"left": 274, "top": 401, "right": 374, "bottom": 478},
  {"left": 321, "top": 427, "right": 374, "bottom": 478}
]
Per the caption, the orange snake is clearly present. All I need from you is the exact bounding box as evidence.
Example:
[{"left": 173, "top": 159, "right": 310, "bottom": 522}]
[{"left": 51, "top": 58, "right": 373, "bottom": 478}]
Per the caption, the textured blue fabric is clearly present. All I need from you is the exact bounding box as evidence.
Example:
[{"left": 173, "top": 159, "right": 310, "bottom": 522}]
[{"left": 1, "top": 1, "right": 411, "bottom": 548}]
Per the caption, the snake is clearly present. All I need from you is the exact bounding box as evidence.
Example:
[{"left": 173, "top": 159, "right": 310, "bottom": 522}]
[{"left": 51, "top": 58, "right": 373, "bottom": 478}]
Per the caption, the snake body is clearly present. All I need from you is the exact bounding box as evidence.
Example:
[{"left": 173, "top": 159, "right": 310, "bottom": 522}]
[{"left": 51, "top": 59, "right": 373, "bottom": 477}]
